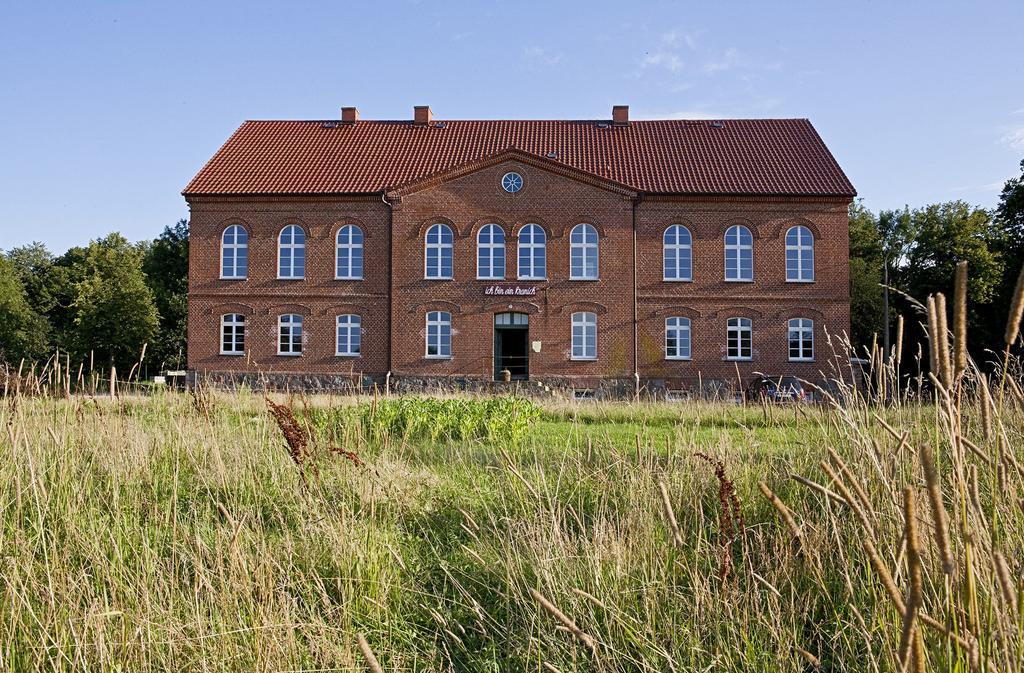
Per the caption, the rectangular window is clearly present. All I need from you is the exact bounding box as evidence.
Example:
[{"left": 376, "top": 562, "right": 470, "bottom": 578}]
[
  {"left": 336, "top": 314, "right": 362, "bottom": 356},
  {"left": 726, "top": 317, "right": 752, "bottom": 360},
  {"left": 788, "top": 318, "right": 814, "bottom": 361},
  {"left": 220, "top": 314, "right": 245, "bottom": 355},
  {"left": 278, "top": 314, "right": 303, "bottom": 355},
  {"left": 571, "top": 312, "right": 597, "bottom": 360},
  {"left": 425, "top": 311, "right": 452, "bottom": 358},
  {"left": 665, "top": 317, "right": 691, "bottom": 360}
]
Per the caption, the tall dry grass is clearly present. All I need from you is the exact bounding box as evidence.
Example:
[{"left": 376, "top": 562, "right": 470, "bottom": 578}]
[{"left": 0, "top": 266, "right": 1023, "bottom": 670}]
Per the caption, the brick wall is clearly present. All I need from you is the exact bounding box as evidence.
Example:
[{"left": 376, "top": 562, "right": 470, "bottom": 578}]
[
  {"left": 389, "top": 159, "right": 636, "bottom": 383},
  {"left": 636, "top": 195, "right": 851, "bottom": 390},
  {"left": 186, "top": 162, "right": 851, "bottom": 392},
  {"left": 186, "top": 196, "right": 390, "bottom": 381}
]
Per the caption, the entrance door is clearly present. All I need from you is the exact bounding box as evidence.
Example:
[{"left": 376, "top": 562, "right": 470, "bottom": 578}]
[{"left": 494, "top": 312, "right": 529, "bottom": 380}]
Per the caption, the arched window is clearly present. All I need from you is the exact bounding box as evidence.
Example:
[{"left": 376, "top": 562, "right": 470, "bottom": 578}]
[
  {"left": 665, "top": 317, "right": 691, "bottom": 360},
  {"left": 278, "top": 314, "right": 303, "bottom": 355},
  {"left": 785, "top": 225, "right": 814, "bottom": 282},
  {"left": 518, "top": 224, "right": 546, "bottom": 280},
  {"left": 221, "top": 225, "right": 248, "bottom": 279},
  {"left": 335, "top": 225, "right": 364, "bottom": 280},
  {"left": 220, "top": 314, "right": 245, "bottom": 355},
  {"left": 476, "top": 224, "right": 505, "bottom": 279},
  {"left": 663, "top": 225, "right": 692, "bottom": 281},
  {"left": 336, "top": 314, "right": 362, "bottom": 356},
  {"left": 425, "top": 224, "right": 454, "bottom": 279},
  {"left": 726, "top": 317, "right": 752, "bottom": 360},
  {"left": 570, "top": 224, "right": 599, "bottom": 280},
  {"left": 724, "top": 225, "right": 753, "bottom": 281},
  {"left": 571, "top": 311, "right": 597, "bottom": 360},
  {"left": 788, "top": 318, "right": 814, "bottom": 361},
  {"left": 425, "top": 311, "right": 452, "bottom": 358},
  {"left": 278, "top": 225, "right": 306, "bottom": 279}
]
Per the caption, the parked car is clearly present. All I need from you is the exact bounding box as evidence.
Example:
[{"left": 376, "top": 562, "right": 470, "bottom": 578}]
[{"left": 746, "top": 375, "right": 809, "bottom": 402}]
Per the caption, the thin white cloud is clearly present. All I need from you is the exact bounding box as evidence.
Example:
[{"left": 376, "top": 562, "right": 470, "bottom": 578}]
[
  {"left": 703, "top": 47, "right": 740, "bottom": 73},
  {"left": 633, "top": 109, "right": 725, "bottom": 121},
  {"left": 952, "top": 180, "right": 1006, "bottom": 193},
  {"left": 660, "top": 29, "right": 699, "bottom": 50},
  {"left": 1002, "top": 127, "right": 1024, "bottom": 151},
  {"left": 523, "top": 46, "right": 562, "bottom": 66},
  {"left": 640, "top": 51, "right": 683, "bottom": 72}
]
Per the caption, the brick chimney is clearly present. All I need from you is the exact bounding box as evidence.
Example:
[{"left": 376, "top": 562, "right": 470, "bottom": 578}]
[
  {"left": 612, "top": 105, "right": 629, "bottom": 126},
  {"left": 341, "top": 107, "right": 359, "bottom": 124},
  {"left": 414, "top": 105, "right": 432, "bottom": 126}
]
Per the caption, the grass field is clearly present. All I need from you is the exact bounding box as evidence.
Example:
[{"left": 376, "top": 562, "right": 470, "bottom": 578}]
[{"left": 1, "top": 384, "right": 1022, "bottom": 671}]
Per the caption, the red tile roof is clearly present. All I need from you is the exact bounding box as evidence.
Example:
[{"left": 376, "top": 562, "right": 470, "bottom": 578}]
[{"left": 183, "top": 118, "right": 855, "bottom": 197}]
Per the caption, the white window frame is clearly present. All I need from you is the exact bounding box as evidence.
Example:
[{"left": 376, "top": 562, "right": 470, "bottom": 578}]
[
  {"left": 785, "top": 225, "right": 815, "bottom": 283},
  {"left": 788, "top": 318, "right": 815, "bottom": 361},
  {"left": 336, "top": 314, "right": 362, "bottom": 357},
  {"left": 569, "top": 223, "right": 599, "bottom": 280},
  {"left": 724, "top": 225, "right": 753, "bottom": 282},
  {"left": 278, "top": 314, "right": 303, "bottom": 356},
  {"left": 425, "top": 311, "right": 452, "bottom": 358},
  {"left": 571, "top": 311, "right": 597, "bottom": 360},
  {"left": 517, "top": 223, "right": 547, "bottom": 280},
  {"left": 663, "top": 225, "right": 692, "bottom": 282},
  {"left": 424, "top": 223, "right": 454, "bottom": 280},
  {"left": 220, "top": 225, "right": 248, "bottom": 279},
  {"left": 220, "top": 313, "right": 245, "bottom": 355},
  {"left": 726, "top": 317, "right": 753, "bottom": 360},
  {"left": 476, "top": 224, "right": 505, "bottom": 280},
  {"left": 335, "top": 224, "right": 364, "bottom": 280},
  {"left": 278, "top": 225, "right": 306, "bottom": 280},
  {"left": 665, "top": 316, "right": 692, "bottom": 360}
]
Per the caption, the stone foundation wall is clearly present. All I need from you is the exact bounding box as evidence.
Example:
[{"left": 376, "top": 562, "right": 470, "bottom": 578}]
[{"left": 191, "top": 370, "right": 839, "bottom": 402}]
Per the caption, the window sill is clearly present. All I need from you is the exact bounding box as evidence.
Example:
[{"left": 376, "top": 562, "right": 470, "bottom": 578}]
[
  {"left": 725, "top": 357, "right": 753, "bottom": 361},
  {"left": 336, "top": 353, "right": 362, "bottom": 358},
  {"left": 570, "top": 357, "right": 598, "bottom": 361},
  {"left": 665, "top": 356, "right": 692, "bottom": 361},
  {"left": 785, "top": 279, "right": 815, "bottom": 284},
  {"left": 569, "top": 278, "right": 600, "bottom": 282},
  {"left": 277, "top": 352, "right": 303, "bottom": 357},
  {"left": 663, "top": 278, "right": 693, "bottom": 283},
  {"left": 220, "top": 276, "right": 247, "bottom": 281},
  {"left": 277, "top": 277, "right": 305, "bottom": 281},
  {"left": 335, "top": 276, "right": 364, "bottom": 281},
  {"left": 424, "top": 277, "right": 454, "bottom": 281},
  {"left": 518, "top": 277, "right": 547, "bottom": 281},
  {"left": 789, "top": 358, "right": 815, "bottom": 363},
  {"left": 425, "top": 355, "right": 452, "bottom": 360},
  {"left": 219, "top": 352, "right": 245, "bottom": 356},
  {"left": 723, "top": 279, "right": 754, "bottom": 283},
  {"left": 477, "top": 276, "right": 505, "bottom": 281}
]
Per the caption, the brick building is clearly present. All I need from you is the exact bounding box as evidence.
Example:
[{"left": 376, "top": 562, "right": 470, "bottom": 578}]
[{"left": 183, "top": 105, "right": 855, "bottom": 396}]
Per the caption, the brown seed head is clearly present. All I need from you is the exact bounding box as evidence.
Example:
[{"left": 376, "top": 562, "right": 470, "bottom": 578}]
[
  {"left": 1005, "top": 263, "right": 1024, "bottom": 345},
  {"left": 954, "top": 261, "right": 968, "bottom": 379}
]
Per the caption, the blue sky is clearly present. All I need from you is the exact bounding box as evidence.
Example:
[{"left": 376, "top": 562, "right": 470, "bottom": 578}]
[{"left": 1, "top": 0, "right": 1021, "bottom": 252}]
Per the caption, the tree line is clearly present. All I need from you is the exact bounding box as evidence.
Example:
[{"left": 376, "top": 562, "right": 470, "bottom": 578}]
[
  {"left": 0, "top": 220, "right": 187, "bottom": 374},
  {"left": 0, "top": 161, "right": 1022, "bottom": 375},
  {"left": 850, "top": 160, "right": 1024, "bottom": 370}
]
